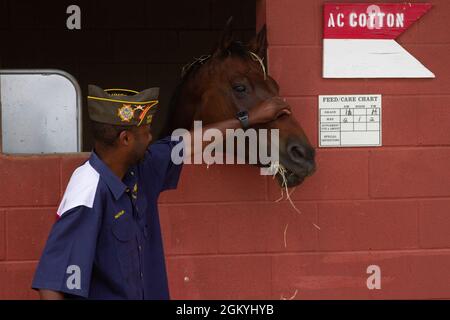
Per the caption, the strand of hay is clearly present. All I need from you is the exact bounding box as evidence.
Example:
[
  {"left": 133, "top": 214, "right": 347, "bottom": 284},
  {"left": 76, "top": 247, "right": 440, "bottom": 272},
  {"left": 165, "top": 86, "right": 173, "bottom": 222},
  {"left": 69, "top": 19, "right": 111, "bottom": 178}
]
[
  {"left": 281, "top": 289, "right": 298, "bottom": 300},
  {"left": 283, "top": 223, "right": 289, "bottom": 248},
  {"left": 270, "top": 161, "right": 321, "bottom": 231}
]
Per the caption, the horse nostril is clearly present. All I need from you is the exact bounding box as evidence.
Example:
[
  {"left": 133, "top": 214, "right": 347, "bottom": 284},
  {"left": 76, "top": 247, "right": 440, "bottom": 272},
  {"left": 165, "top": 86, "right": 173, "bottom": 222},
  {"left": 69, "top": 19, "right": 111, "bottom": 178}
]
[
  {"left": 287, "top": 142, "right": 316, "bottom": 172},
  {"left": 287, "top": 143, "right": 308, "bottom": 161},
  {"left": 288, "top": 144, "right": 306, "bottom": 161}
]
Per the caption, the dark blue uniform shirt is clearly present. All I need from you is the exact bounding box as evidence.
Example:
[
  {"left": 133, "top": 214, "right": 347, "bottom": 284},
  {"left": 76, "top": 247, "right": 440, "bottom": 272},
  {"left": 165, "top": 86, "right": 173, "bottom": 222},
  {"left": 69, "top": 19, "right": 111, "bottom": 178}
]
[{"left": 32, "top": 136, "right": 183, "bottom": 299}]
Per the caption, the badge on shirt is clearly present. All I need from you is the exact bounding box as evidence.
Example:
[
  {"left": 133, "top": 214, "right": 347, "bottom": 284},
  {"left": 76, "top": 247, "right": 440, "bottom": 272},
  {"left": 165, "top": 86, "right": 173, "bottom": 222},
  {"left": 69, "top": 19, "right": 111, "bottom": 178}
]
[{"left": 115, "top": 210, "right": 125, "bottom": 219}]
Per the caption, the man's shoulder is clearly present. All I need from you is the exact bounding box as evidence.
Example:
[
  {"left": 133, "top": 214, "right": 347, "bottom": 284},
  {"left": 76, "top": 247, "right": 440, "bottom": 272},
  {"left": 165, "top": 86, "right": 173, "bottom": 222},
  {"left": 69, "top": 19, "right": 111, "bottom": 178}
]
[
  {"left": 57, "top": 161, "right": 101, "bottom": 217},
  {"left": 147, "top": 135, "right": 183, "bottom": 157},
  {"left": 150, "top": 135, "right": 180, "bottom": 147}
]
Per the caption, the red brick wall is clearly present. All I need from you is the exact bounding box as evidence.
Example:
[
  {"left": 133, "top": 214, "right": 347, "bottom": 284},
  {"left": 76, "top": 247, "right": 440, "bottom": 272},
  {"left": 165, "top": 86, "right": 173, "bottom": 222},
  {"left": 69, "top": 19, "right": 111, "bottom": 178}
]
[
  {"left": 0, "top": 0, "right": 256, "bottom": 300},
  {"left": 1, "top": 0, "right": 450, "bottom": 300},
  {"left": 164, "top": 0, "right": 450, "bottom": 299},
  {"left": 256, "top": 0, "right": 449, "bottom": 299},
  {"left": 0, "top": 154, "right": 89, "bottom": 299}
]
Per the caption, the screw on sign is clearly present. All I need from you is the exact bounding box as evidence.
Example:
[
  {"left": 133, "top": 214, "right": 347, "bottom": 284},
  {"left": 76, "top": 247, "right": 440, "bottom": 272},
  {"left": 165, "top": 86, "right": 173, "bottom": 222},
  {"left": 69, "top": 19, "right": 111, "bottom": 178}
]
[{"left": 323, "top": 3, "right": 434, "bottom": 78}]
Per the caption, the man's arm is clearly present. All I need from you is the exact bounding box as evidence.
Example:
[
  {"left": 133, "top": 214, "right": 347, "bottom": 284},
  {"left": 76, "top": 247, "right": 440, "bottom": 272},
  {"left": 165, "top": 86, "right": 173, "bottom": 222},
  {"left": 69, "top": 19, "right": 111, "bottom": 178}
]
[
  {"left": 181, "top": 97, "right": 291, "bottom": 158},
  {"left": 39, "top": 289, "right": 64, "bottom": 300},
  {"left": 32, "top": 206, "right": 101, "bottom": 300}
]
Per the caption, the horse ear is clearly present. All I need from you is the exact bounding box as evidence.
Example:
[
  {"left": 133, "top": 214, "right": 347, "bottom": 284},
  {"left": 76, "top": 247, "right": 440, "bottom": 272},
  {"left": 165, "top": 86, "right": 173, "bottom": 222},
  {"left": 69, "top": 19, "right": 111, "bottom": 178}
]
[
  {"left": 248, "top": 24, "right": 267, "bottom": 58},
  {"left": 212, "top": 16, "right": 234, "bottom": 56}
]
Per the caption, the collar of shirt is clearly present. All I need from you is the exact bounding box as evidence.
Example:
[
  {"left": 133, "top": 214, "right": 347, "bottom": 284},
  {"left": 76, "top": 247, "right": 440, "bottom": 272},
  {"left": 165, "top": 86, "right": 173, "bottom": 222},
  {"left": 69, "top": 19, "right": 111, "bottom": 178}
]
[{"left": 89, "top": 151, "right": 135, "bottom": 201}]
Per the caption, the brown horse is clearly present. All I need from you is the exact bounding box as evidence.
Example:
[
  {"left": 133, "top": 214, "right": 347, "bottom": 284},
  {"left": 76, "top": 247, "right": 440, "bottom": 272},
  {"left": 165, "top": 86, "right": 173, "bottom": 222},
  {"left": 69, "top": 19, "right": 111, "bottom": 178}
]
[{"left": 156, "top": 22, "right": 316, "bottom": 188}]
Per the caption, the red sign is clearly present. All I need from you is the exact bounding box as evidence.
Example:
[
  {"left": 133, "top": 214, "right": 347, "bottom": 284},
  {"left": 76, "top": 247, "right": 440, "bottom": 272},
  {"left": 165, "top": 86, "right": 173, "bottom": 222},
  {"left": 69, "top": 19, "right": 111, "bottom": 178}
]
[
  {"left": 324, "top": 3, "right": 432, "bottom": 39},
  {"left": 323, "top": 3, "right": 434, "bottom": 78}
]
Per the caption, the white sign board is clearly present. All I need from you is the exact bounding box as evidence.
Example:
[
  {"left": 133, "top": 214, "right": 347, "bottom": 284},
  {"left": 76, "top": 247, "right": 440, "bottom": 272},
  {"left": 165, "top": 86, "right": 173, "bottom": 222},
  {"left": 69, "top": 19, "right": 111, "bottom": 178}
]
[{"left": 319, "top": 94, "right": 382, "bottom": 147}]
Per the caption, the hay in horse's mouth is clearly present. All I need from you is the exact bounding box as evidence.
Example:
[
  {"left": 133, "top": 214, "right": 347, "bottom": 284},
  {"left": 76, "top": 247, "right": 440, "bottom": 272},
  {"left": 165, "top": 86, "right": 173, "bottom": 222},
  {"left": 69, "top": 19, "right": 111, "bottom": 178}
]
[{"left": 275, "top": 169, "right": 304, "bottom": 188}]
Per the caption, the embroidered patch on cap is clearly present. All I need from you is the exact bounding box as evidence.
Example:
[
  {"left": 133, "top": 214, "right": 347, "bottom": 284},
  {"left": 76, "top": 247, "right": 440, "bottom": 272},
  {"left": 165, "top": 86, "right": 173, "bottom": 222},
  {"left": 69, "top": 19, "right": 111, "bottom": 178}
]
[{"left": 118, "top": 104, "right": 134, "bottom": 122}]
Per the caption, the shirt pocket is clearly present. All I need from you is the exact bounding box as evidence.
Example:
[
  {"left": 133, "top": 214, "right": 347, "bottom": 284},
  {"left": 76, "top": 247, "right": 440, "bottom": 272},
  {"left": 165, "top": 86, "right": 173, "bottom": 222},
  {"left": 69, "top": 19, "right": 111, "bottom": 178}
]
[
  {"left": 111, "top": 215, "right": 133, "bottom": 242},
  {"left": 111, "top": 216, "right": 140, "bottom": 289}
]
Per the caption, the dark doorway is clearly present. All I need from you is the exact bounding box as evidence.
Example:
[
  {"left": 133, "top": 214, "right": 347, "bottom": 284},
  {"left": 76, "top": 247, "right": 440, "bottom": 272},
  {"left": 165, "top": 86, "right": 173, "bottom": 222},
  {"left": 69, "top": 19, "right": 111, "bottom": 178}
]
[{"left": 0, "top": 0, "right": 256, "bottom": 151}]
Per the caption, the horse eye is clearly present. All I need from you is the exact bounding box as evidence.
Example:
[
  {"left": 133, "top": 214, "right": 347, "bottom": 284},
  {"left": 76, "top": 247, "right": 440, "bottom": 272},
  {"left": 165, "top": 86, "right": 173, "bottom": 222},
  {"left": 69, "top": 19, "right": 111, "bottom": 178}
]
[{"left": 232, "top": 85, "right": 246, "bottom": 93}]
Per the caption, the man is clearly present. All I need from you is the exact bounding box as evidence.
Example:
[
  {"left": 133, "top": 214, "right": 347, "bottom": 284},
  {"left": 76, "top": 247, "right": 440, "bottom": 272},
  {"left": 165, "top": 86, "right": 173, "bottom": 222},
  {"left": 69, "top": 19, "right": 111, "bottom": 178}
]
[{"left": 32, "top": 84, "right": 291, "bottom": 300}]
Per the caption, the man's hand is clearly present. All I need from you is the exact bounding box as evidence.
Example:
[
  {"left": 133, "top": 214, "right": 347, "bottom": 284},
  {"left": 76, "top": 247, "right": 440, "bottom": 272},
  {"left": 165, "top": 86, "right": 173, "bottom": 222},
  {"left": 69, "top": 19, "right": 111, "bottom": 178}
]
[
  {"left": 248, "top": 97, "right": 292, "bottom": 126},
  {"left": 181, "top": 96, "right": 292, "bottom": 159}
]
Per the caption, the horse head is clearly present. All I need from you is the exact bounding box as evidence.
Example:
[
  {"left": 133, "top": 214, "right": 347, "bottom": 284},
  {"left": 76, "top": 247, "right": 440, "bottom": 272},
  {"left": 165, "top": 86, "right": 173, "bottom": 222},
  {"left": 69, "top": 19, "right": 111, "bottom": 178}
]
[{"left": 165, "top": 19, "right": 316, "bottom": 188}]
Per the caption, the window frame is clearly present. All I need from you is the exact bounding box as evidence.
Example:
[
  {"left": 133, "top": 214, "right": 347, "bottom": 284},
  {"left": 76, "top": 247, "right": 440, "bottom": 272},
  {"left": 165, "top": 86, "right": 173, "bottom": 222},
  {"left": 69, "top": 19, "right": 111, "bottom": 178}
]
[{"left": 0, "top": 69, "right": 83, "bottom": 153}]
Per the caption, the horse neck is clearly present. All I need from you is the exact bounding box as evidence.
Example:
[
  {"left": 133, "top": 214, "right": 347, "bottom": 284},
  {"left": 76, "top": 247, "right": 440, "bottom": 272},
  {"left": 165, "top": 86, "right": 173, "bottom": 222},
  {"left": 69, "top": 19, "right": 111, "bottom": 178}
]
[{"left": 162, "top": 82, "right": 199, "bottom": 137}]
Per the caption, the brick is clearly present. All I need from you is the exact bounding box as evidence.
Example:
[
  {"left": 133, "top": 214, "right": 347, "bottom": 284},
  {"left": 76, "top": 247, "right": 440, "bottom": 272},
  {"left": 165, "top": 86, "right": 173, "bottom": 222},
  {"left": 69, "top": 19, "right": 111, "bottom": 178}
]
[
  {"left": 273, "top": 253, "right": 370, "bottom": 299},
  {"left": 0, "top": 0, "right": 9, "bottom": 29},
  {"left": 218, "top": 202, "right": 318, "bottom": 254},
  {"left": 0, "top": 156, "right": 61, "bottom": 207},
  {"left": 382, "top": 96, "right": 418, "bottom": 146},
  {"left": 268, "top": 46, "right": 368, "bottom": 96},
  {"left": 381, "top": 95, "right": 450, "bottom": 147},
  {"left": 86, "top": 0, "right": 147, "bottom": 29},
  {"left": 79, "top": 64, "right": 147, "bottom": 92},
  {"left": 403, "top": 251, "right": 450, "bottom": 299},
  {"left": 178, "top": 29, "right": 255, "bottom": 63},
  {"left": 147, "top": 64, "right": 182, "bottom": 90},
  {"left": 7, "top": 0, "right": 90, "bottom": 30},
  {"left": 147, "top": 0, "right": 210, "bottom": 29},
  {"left": 112, "top": 30, "right": 179, "bottom": 63},
  {"left": 417, "top": 96, "right": 450, "bottom": 146},
  {"left": 167, "top": 255, "right": 271, "bottom": 299},
  {"left": 318, "top": 201, "right": 419, "bottom": 251},
  {"left": 0, "top": 211, "right": 5, "bottom": 261},
  {"left": 396, "top": 16, "right": 420, "bottom": 45},
  {"left": 179, "top": 31, "right": 221, "bottom": 59},
  {"left": 160, "top": 202, "right": 318, "bottom": 256},
  {"left": 159, "top": 164, "right": 267, "bottom": 203},
  {"left": 272, "top": 250, "right": 450, "bottom": 299},
  {"left": 0, "top": 262, "right": 39, "bottom": 300},
  {"left": 369, "top": 148, "right": 450, "bottom": 198},
  {"left": 6, "top": 208, "right": 56, "bottom": 261},
  {"left": 268, "top": 149, "right": 369, "bottom": 201},
  {"left": 30, "top": 0, "right": 85, "bottom": 29},
  {"left": 159, "top": 205, "right": 219, "bottom": 255},
  {"left": 365, "top": 45, "right": 450, "bottom": 95},
  {"left": 266, "top": 0, "right": 317, "bottom": 45},
  {"left": 39, "top": 30, "right": 113, "bottom": 64},
  {"left": 286, "top": 97, "right": 318, "bottom": 148},
  {"left": 211, "top": 0, "right": 256, "bottom": 30},
  {"left": 8, "top": 0, "right": 39, "bottom": 28},
  {"left": 417, "top": 0, "right": 450, "bottom": 44},
  {"left": 0, "top": 30, "right": 43, "bottom": 67},
  {"left": 419, "top": 199, "right": 450, "bottom": 248},
  {"left": 61, "top": 154, "right": 89, "bottom": 196}
]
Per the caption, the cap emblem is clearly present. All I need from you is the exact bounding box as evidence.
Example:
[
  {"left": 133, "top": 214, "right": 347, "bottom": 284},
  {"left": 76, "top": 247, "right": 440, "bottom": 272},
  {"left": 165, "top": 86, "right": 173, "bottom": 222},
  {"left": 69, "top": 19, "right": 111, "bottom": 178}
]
[{"left": 118, "top": 104, "right": 134, "bottom": 122}]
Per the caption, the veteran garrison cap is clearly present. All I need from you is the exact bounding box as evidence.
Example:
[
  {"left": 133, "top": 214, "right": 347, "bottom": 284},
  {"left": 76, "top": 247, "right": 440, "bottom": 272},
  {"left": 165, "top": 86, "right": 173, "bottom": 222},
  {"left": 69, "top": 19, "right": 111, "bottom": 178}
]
[{"left": 87, "top": 85, "right": 159, "bottom": 126}]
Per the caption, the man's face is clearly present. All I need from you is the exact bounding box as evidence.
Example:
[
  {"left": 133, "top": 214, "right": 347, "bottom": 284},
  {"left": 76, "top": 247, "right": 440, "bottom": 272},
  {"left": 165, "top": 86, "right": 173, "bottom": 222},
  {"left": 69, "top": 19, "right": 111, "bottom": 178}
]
[{"left": 129, "top": 124, "right": 153, "bottom": 164}]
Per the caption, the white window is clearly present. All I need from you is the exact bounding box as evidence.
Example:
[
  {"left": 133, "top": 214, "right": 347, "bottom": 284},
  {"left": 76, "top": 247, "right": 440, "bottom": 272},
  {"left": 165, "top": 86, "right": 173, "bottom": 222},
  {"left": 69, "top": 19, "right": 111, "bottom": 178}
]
[{"left": 0, "top": 70, "right": 82, "bottom": 154}]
